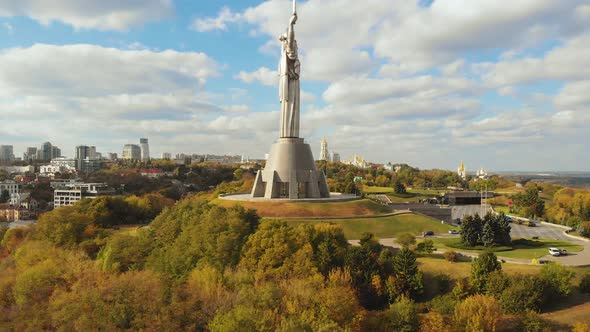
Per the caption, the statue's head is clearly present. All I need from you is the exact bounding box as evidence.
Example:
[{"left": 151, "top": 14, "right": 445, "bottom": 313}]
[{"left": 279, "top": 33, "right": 287, "bottom": 42}]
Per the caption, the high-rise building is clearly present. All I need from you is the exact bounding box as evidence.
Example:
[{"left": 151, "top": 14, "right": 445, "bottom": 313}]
[
  {"left": 122, "top": 144, "right": 141, "bottom": 160},
  {"left": 37, "top": 142, "right": 61, "bottom": 161},
  {"left": 329, "top": 152, "right": 340, "bottom": 163},
  {"left": 23, "top": 147, "right": 37, "bottom": 162},
  {"left": 319, "top": 137, "right": 328, "bottom": 161},
  {"left": 38, "top": 142, "right": 52, "bottom": 161},
  {"left": 106, "top": 153, "right": 118, "bottom": 160},
  {"left": 52, "top": 146, "right": 61, "bottom": 159},
  {"left": 0, "top": 145, "right": 15, "bottom": 162},
  {"left": 89, "top": 146, "right": 97, "bottom": 159},
  {"left": 162, "top": 152, "right": 171, "bottom": 160},
  {"left": 139, "top": 138, "right": 150, "bottom": 161},
  {"left": 75, "top": 145, "right": 102, "bottom": 172},
  {"left": 76, "top": 145, "right": 91, "bottom": 160}
]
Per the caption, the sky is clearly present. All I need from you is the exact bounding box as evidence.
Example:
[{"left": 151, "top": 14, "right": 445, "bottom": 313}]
[{"left": 0, "top": 0, "right": 589, "bottom": 172}]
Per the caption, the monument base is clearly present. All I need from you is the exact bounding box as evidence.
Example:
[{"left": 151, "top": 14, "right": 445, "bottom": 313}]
[{"left": 251, "top": 138, "right": 330, "bottom": 199}]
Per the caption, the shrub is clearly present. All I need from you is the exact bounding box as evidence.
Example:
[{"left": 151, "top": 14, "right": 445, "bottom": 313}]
[
  {"left": 443, "top": 251, "right": 459, "bottom": 262},
  {"left": 538, "top": 263, "right": 574, "bottom": 303},
  {"left": 416, "top": 240, "right": 435, "bottom": 254},
  {"left": 396, "top": 233, "right": 416, "bottom": 248},
  {"left": 520, "top": 310, "right": 550, "bottom": 332},
  {"left": 429, "top": 293, "right": 457, "bottom": 315},
  {"left": 499, "top": 275, "right": 543, "bottom": 313},
  {"left": 433, "top": 273, "right": 451, "bottom": 294},
  {"left": 572, "top": 322, "right": 590, "bottom": 332},
  {"left": 579, "top": 273, "right": 590, "bottom": 294},
  {"left": 382, "top": 296, "right": 418, "bottom": 332}
]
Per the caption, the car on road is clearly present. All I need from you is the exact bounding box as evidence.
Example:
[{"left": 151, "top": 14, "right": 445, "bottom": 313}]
[
  {"left": 448, "top": 229, "right": 459, "bottom": 234},
  {"left": 423, "top": 231, "right": 434, "bottom": 237},
  {"left": 549, "top": 248, "right": 567, "bottom": 256}
]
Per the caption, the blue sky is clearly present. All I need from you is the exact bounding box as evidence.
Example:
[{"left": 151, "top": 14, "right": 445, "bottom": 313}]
[{"left": 0, "top": 0, "right": 589, "bottom": 172}]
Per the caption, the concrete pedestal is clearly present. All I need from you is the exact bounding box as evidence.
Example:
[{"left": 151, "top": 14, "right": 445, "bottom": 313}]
[{"left": 251, "top": 138, "right": 330, "bottom": 199}]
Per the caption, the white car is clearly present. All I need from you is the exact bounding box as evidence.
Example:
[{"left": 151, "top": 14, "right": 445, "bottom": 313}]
[{"left": 549, "top": 248, "right": 562, "bottom": 256}]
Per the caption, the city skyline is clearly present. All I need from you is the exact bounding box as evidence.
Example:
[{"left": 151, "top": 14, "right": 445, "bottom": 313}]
[{"left": 0, "top": 1, "right": 589, "bottom": 171}]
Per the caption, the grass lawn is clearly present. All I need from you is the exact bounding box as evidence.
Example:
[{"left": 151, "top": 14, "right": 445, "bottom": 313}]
[
  {"left": 493, "top": 205, "right": 527, "bottom": 218},
  {"left": 417, "top": 255, "right": 544, "bottom": 279},
  {"left": 407, "top": 188, "right": 446, "bottom": 195},
  {"left": 212, "top": 198, "right": 391, "bottom": 218},
  {"left": 386, "top": 192, "right": 430, "bottom": 203},
  {"left": 431, "top": 237, "right": 583, "bottom": 260},
  {"left": 282, "top": 213, "right": 454, "bottom": 239},
  {"left": 362, "top": 186, "right": 393, "bottom": 194}
]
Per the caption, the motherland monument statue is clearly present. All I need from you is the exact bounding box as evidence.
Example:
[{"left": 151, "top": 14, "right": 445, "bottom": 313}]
[{"left": 250, "top": 0, "right": 330, "bottom": 199}]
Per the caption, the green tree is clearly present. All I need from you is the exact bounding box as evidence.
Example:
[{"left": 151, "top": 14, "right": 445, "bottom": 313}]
[
  {"left": 481, "top": 222, "right": 495, "bottom": 247},
  {"left": 538, "top": 263, "right": 574, "bottom": 302},
  {"left": 36, "top": 207, "right": 94, "bottom": 248},
  {"left": 415, "top": 240, "right": 435, "bottom": 254},
  {"left": 471, "top": 251, "right": 501, "bottom": 293},
  {"left": 396, "top": 233, "right": 416, "bottom": 248},
  {"left": 387, "top": 247, "right": 423, "bottom": 301},
  {"left": 394, "top": 179, "right": 407, "bottom": 194},
  {"left": 513, "top": 185, "right": 545, "bottom": 218},
  {"left": 499, "top": 274, "right": 543, "bottom": 313},
  {"left": 381, "top": 296, "right": 418, "bottom": 332},
  {"left": 461, "top": 215, "right": 482, "bottom": 247}
]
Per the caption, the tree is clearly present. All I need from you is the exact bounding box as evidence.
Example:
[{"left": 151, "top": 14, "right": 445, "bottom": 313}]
[
  {"left": 393, "top": 179, "right": 406, "bottom": 194},
  {"left": 461, "top": 215, "right": 482, "bottom": 247},
  {"left": 36, "top": 207, "right": 94, "bottom": 248},
  {"left": 499, "top": 274, "right": 543, "bottom": 313},
  {"left": 471, "top": 251, "right": 501, "bottom": 293},
  {"left": 454, "top": 294, "right": 501, "bottom": 332},
  {"left": 481, "top": 222, "right": 495, "bottom": 247},
  {"left": 0, "top": 189, "right": 9, "bottom": 203},
  {"left": 387, "top": 248, "right": 423, "bottom": 301},
  {"left": 513, "top": 185, "right": 545, "bottom": 218},
  {"left": 379, "top": 296, "right": 418, "bottom": 332},
  {"left": 419, "top": 312, "right": 451, "bottom": 332},
  {"left": 538, "top": 263, "right": 575, "bottom": 302},
  {"left": 396, "top": 233, "right": 416, "bottom": 248},
  {"left": 415, "top": 240, "right": 435, "bottom": 254}
]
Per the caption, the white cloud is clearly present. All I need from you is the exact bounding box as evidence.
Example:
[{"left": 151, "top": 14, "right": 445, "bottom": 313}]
[
  {"left": 479, "top": 34, "right": 590, "bottom": 87},
  {"left": 0, "top": 44, "right": 219, "bottom": 97},
  {"left": 303, "top": 48, "right": 372, "bottom": 81},
  {"left": 0, "top": 0, "right": 173, "bottom": 31},
  {"left": 322, "top": 76, "right": 478, "bottom": 106},
  {"left": 235, "top": 67, "right": 277, "bottom": 86},
  {"left": 190, "top": 7, "right": 240, "bottom": 32},
  {"left": 554, "top": 80, "right": 590, "bottom": 111}
]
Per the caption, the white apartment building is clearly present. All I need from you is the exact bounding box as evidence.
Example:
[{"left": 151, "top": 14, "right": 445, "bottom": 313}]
[
  {"left": 54, "top": 183, "right": 115, "bottom": 208},
  {"left": 0, "top": 180, "right": 19, "bottom": 197}
]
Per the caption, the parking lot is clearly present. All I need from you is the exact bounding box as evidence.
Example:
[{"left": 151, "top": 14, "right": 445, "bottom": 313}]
[{"left": 509, "top": 222, "right": 571, "bottom": 241}]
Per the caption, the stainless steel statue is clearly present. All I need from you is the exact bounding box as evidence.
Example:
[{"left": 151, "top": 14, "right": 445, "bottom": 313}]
[
  {"left": 279, "top": 4, "right": 300, "bottom": 138},
  {"left": 250, "top": 0, "right": 330, "bottom": 199}
]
